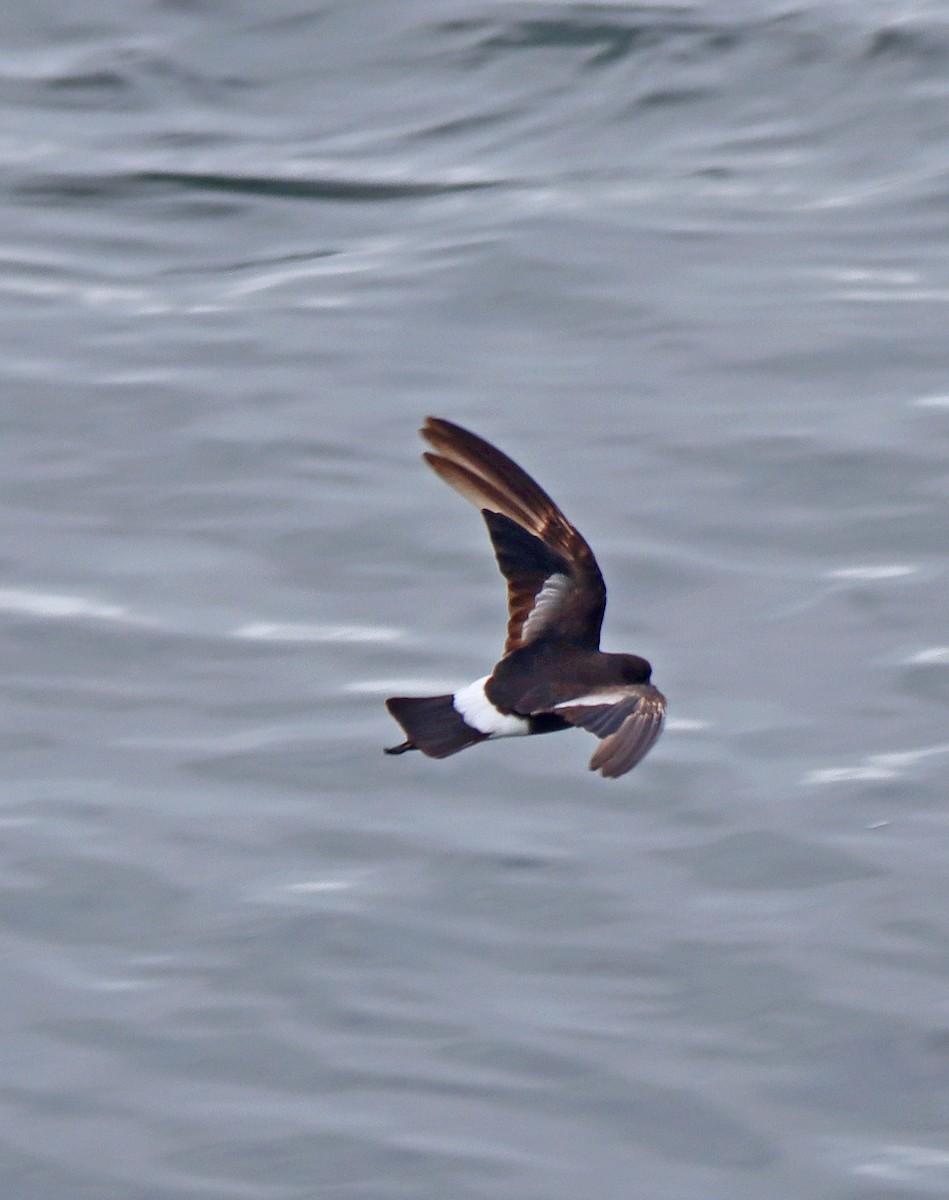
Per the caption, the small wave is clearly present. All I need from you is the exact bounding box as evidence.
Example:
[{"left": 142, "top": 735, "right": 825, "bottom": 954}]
[
  {"left": 806, "top": 764, "right": 895, "bottom": 785},
  {"left": 246, "top": 872, "right": 373, "bottom": 909},
  {"left": 666, "top": 717, "right": 711, "bottom": 732},
  {"left": 0, "top": 591, "right": 407, "bottom": 650},
  {"left": 906, "top": 646, "right": 949, "bottom": 664},
  {"left": 847, "top": 1140, "right": 949, "bottom": 1186},
  {"left": 0, "top": 587, "right": 130, "bottom": 622},
  {"left": 830, "top": 287, "right": 949, "bottom": 303},
  {"left": 138, "top": 169, "right": 500, "bottom": 202},
  {"left": 345, "top": 677, "right": 459, "bottom": 695},
  {"left": 279, "top": 879, "right": 359, "bottom": 897},
  {"left": 820, "top": 267, "right": 920, "bottom": 286},
  {"left": 806, "top": 742, "right": 949, "bottom": 785},
  {"left": 233, "top": 621, "right": 402, "bottom": 644},
  {"left": 826, "top": 564, "right": 917, "bottom": 581}
]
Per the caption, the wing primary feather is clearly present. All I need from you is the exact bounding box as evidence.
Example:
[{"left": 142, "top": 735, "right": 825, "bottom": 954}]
[
  {"left": 422, "top": 454, "right": 537, "bottom": 529},
  {"left": 421, "top": 417, "right": 562, "bottom": 531},
  {"left": 551, "top": 687, "right": 665, "bottom": 778},
  {"left": 588, "top": 706, "right": 664, "bottom": 778}
]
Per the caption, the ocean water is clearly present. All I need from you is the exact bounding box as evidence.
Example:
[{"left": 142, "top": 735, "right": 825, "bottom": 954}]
[{"left": 2, "top": 1, "right": 948, "bottom": 1196}]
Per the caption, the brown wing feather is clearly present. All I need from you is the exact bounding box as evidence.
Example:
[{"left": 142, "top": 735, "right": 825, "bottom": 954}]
[
  {"left": 420, "top": 417, "right": 606, "bottom": 653},
  {"left": 421, "top": 455, "right": 531, "bottom": 530},
  {"left": 555, "top": 686, "right": 666, "bottom": 779},
  {"left": 423, "top": 418, "right": 564, "bottom": 544}
]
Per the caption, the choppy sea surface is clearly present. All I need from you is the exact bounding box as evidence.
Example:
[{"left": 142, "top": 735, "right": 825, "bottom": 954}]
[{"left": 2, "top": 1, "right": 948, "bottom": 1196}]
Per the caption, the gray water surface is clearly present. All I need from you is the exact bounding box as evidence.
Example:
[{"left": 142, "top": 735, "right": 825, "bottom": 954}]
[{"left": 2, "top": 2, "right": 949, "bottom": 1197}]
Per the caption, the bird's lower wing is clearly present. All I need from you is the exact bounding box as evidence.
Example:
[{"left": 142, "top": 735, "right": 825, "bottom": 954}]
[{"left": 553, "top": 687, "right": 666, "bottom": 779}]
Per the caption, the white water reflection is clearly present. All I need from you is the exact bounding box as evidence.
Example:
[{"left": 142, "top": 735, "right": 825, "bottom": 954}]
[
  {"left": 0, "top": 586, "right": 130, "bottom": 621},
  {"left": 233, "top": 621, "right": 403, "bottom": 643},
  {"left": 806, "top": 742, "right": 949, "bottom": 785}
]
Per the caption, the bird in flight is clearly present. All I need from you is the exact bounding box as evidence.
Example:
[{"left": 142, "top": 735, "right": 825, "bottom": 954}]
[{"left": 384, "top": 418, "right": 666, "bottom": 778}]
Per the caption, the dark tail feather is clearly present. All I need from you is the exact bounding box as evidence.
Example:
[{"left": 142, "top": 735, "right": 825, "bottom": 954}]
[{"left": 385, "top": 694, "right": 488, "bottom": 760}]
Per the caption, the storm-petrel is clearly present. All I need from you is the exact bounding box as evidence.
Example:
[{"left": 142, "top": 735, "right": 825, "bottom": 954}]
[{"left": 384, "top": 417, "right": 665, "bottom": 778}]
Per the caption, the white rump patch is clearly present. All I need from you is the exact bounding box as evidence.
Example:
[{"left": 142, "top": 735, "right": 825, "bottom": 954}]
[
  {"left": 520, "top": 572, "right": 571, "bottom": 642},
  {"left": 453, "top": 676, "right": 530, "bottom": 738}
]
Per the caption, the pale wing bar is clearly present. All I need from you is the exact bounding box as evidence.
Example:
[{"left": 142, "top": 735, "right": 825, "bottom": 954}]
[{"left": 482, "top": 509, "right": 581, "bottom": 652}]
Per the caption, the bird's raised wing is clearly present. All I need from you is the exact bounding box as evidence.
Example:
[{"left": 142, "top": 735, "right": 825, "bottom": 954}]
[
  {"left": 420, "top": 417, "right": 606, "bottom": 655},
  {"left": 552, "top": 685, "right": 666, "bottom": 779}
]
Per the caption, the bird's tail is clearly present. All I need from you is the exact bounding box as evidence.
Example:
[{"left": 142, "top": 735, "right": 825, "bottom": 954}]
[{"left": 384, "top": 694, "right": 488, "bottom": 759}]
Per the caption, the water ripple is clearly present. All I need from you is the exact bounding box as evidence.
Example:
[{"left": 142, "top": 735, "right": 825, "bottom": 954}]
[{"left": 806, "top": 742, "right": 949, "bottom": 785}]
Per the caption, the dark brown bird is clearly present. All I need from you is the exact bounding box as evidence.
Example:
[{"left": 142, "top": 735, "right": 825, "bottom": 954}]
[{"left": 384, "top": 417, "right": 665, "bottom": 778}]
